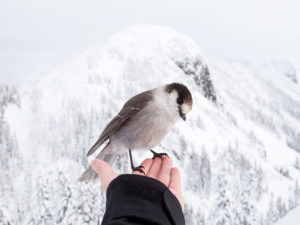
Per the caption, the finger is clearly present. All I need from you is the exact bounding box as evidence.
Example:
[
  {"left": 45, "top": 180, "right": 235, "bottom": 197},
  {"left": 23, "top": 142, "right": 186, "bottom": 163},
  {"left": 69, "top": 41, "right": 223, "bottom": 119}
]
[
  {"left": 168, "top": 167, "right": 184, "bottom": 210},
  {"left": 147, "top": 157, "right": 163, "bottom": 179},
  {"left": 91, "top": 159, "right": 118, "bottom": 192},
  {"left": 133, "top": 158, "right": 153, "bottom": 175},
  {"left": 168, "top": 167, "right": 182, "bottom": 192},
  {"left": 157, "top": 157, "right": 173, "bottom": 186}
]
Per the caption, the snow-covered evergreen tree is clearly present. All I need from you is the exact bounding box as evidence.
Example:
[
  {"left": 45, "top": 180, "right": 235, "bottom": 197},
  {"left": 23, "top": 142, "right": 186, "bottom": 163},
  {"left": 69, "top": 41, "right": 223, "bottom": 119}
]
[{"left": 209, "top": 173, "right": 232, "bottom": 225}]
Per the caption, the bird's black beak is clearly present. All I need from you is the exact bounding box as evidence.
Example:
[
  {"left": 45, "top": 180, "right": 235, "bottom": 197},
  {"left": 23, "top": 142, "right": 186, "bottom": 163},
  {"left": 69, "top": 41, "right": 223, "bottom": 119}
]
[
  {"left": 178, "top": 107, "right": 186, "bottom": 121},
  {"left": 181, "top": 114, "right": 186, "bottom": 121}
]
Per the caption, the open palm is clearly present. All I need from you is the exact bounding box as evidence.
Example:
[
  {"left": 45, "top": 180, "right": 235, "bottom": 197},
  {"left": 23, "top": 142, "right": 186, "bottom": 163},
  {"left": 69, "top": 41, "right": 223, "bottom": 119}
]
[{"left": 91, "top": 156, "right": 184, "bottom": 210}]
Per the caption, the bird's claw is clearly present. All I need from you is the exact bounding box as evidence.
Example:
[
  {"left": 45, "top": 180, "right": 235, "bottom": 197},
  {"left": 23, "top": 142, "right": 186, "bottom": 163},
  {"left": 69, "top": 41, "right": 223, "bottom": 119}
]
[
  {"left": 150, "top": 149, "right": 169, "bottom": 159},
  {"left": 132, "top": 165, "right": 145, "bottom": 175}
]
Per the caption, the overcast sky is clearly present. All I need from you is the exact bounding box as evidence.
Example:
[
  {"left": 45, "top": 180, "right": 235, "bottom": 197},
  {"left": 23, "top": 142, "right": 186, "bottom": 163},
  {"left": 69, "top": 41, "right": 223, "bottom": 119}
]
[{"left": 0, "top": 0, "right": 299, "bottom": 86}]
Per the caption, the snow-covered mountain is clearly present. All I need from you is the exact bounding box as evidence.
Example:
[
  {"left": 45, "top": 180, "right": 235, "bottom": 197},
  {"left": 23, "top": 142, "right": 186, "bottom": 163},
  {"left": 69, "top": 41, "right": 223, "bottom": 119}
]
[{"left": 1, "top": 25, "right": 300, "bottom": 225}]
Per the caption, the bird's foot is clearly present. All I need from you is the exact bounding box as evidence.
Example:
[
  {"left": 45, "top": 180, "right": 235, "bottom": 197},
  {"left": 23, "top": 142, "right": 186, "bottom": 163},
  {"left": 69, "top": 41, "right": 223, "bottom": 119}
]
[
  {"left": 150, "top": 149, "right": 169, "bottom": 159},
  {"left": 132, "top": 165, "right": 145, "bottom": 175}
]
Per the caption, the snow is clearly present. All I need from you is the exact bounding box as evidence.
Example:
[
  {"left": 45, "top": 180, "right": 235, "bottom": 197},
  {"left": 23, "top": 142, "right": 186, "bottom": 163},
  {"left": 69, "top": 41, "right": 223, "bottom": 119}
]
[
  {"left": 275, "top": 206, "right": 300, "bottom": 225},
  {"left": 1, "top": 25, "right": 300, "bottom": 225}
]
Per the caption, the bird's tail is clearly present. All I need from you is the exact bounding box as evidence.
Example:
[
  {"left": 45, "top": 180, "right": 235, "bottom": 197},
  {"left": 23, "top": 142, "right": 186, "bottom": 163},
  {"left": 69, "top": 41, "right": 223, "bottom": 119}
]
[{"left": 78, "top": 144, "right": 117, "bottom": 182}]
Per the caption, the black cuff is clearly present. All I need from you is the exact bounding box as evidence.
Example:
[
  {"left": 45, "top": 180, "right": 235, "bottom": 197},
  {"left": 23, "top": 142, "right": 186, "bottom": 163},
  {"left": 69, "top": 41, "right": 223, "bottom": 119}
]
[{"left": 102, "top": 174, "right": 185, "bottom": 225}]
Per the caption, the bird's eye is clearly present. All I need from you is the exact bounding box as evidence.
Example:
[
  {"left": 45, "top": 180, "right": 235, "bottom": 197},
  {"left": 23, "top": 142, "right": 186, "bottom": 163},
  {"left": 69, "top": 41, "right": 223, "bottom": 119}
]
[{"left": 177, "top": 97, "right": 183, "bottom": 105}]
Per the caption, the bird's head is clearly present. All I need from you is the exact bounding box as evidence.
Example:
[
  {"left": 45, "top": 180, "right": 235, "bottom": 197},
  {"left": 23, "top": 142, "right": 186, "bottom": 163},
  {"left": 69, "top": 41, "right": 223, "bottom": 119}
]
[{"left": 164, "top": 83, "right": 193, "bottom": 121}]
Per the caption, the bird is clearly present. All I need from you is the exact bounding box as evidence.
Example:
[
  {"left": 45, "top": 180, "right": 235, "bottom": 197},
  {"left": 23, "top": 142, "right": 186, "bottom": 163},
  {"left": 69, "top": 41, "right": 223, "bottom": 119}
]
[{"left": 78, "top": 82, "right": 193, "bottom": 182}]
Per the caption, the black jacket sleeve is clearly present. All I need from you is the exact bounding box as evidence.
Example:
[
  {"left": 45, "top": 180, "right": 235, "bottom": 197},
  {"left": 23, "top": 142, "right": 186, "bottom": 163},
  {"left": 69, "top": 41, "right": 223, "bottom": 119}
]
[{"left": 101, "top": 174, "right": 185, "bottom": 225}]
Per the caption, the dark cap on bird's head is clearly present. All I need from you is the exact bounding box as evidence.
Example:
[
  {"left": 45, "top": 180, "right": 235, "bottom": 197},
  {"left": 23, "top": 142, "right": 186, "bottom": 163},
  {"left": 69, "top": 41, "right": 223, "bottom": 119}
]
[{"left": 164, "top": 83, "right": 193, "bottom": 120}]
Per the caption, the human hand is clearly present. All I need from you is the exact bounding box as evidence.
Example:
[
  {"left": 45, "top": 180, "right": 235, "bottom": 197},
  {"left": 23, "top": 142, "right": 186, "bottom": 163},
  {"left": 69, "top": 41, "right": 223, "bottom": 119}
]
[{"left": 91, "top": 157, "right": 184, "bottom": 210}]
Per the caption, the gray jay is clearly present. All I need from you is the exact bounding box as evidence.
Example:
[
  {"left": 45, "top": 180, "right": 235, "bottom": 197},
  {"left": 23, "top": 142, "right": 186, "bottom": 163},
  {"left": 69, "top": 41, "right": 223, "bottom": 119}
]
[{"left": 79, "top": 83, "right": 193, "bottom": 182}]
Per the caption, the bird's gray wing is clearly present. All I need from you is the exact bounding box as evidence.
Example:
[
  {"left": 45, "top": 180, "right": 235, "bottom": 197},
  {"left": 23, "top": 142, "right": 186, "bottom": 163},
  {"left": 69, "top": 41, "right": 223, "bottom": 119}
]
[{"left": 86, "top": 90, "right": 153, "bottom": 156}]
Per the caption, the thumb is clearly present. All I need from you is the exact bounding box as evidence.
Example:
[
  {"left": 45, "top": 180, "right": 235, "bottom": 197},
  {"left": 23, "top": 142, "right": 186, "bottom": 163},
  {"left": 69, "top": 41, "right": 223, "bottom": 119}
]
[{"left": 91, "top": 159, "right": 119, "bottom": 192}]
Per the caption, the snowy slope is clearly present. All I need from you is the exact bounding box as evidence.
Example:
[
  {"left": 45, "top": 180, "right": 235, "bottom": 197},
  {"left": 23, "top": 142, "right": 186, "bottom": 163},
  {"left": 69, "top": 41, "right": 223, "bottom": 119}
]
[
  {"left": 1, "top": 25, "right": 300, "bottom": 225},
  {"left": 275, "top": 206, "right": 300, "bottom": 225}
]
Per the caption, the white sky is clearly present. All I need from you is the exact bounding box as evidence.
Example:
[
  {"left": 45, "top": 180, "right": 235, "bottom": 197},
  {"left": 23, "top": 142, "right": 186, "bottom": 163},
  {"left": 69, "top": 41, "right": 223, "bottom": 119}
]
[{"left": 0, "top": 0, "right": 299, "bottom": 86}]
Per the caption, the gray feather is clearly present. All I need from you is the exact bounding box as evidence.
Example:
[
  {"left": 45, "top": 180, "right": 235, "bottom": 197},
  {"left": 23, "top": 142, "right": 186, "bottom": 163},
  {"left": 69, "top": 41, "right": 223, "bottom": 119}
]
[
  {"left": 78, "top": 165, "right": 98, "bottom": 182},
  {"left": 79, "top": 144, "right": 118, "bottom": 182},
  {"left": 86, "top": 90, "right": 153, "bottom": 156}
]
